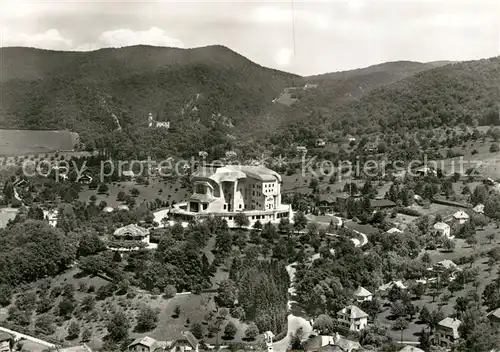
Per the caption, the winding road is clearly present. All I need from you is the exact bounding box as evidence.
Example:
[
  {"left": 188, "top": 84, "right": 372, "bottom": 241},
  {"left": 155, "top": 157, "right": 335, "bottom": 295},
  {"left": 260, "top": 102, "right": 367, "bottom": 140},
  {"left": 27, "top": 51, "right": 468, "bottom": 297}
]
[{"left": 273, "top": 215, "right": 369, "bottom": 352}]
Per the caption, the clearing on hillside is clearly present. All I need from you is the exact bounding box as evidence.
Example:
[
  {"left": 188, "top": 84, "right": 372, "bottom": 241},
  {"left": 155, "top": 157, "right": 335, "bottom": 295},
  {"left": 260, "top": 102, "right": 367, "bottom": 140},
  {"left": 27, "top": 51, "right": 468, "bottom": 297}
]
[{"left": 0, "top": 129, "right": 79, "bottom": 156}]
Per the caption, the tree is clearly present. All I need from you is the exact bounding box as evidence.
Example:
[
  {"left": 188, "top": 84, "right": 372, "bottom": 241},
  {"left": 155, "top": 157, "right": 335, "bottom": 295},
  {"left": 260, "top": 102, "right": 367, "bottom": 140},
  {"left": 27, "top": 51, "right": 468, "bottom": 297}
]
[
  {"left": 107, "top": 310, "right": 130, "bottom": 341},
  {"left": 418, "top": 328, "right": 432, "bottom": 351},
  {"left": 419, "top": 306, "right": 431, "bottom": 324},
  {"left": 117, "top": 191, "right": 126, "bottom": 201},
  {"left": 442, "top": 238, "right": 455, "bottom": 252},
  {"left": 130, "top": 188, "right": 140, "bottom": 197},
  {"left": 136, "top": 305, "right": 159, "bottom": 332},
  {"left": 163, "top": 285, "right": 177, "bottom": 299},
  {"left": 173, "top": 305, "right": 181, "bottom": 317},
  {"left": 234, "top": 212, "right": 249, "bottom": 229},
  {"left": 244, "top": 323, "right": 259, "bottom": 340},
  {"left": 97, "top": 183, "right": 109, "bottom": 194},
  {"left": 490, "top": 143, "right": 499, "bottom": 153},
  {"left": 58, "top": 298, "right": 76, "bottom": 318},
  {"left": 217, "top": 279, "right": 237, "bottom": 307},
  {"left": 191, "top": 322, "right": 204, "bottom": 340},
  {"left": 77, "top": 232, "right": 105, "bottom": 257},
  {"left": 253, "top": 220, "right": 262, "bottom": 230},
  {"left": 81, "top": 328, "right": 91, "bottom": 342},
  {"left": 313, "top": 314, "right": 334, "bottom": 334},
  {"left": 293, "top": 211, "right": 308, "bottom": 233},
  {"left": 67, "top": 321, "right": 80, "bottom": 340},
  {"left": 35, "top": 314, "right": 56, "bottom": 335},
  {"left": 392, "top": 317, "right": 408, "bottom": 331},
  {"left": 224, "top": 321, "right": 237, "bottom": 339}
]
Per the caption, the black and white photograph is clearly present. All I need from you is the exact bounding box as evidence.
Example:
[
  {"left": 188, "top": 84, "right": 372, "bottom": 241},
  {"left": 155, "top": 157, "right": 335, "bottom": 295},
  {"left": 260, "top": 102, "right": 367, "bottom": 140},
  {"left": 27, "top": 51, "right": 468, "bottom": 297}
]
[{"left": 0, "top": 0, "right": 499, "bottom": 351}]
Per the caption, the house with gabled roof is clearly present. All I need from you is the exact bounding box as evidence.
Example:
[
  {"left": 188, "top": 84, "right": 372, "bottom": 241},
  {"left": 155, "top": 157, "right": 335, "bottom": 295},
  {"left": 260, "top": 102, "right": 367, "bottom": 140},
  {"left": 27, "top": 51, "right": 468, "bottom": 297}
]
[
  {"left": 166, "top": 331, "right": 199, "bottom": 352},
  {"left": 337, "top": 305, "right": 368, "bottom": 331},
  {"left": 129, "top": 336, "right": 166, "bottom": 352},
  {"left": 0, "top": 332, "right": 13, "bottom": 352},
  {"left": 353, "top": 286, "right": 373, "bottom": 302},
  {"left": 387, "top": 227, "right": 403, "bottom": 234},
  {"left": 433, "top": 222, "right": 451, "bottom": 239},
  {"left": 452, "top": 210, "right": 469, "bottom": 225},
  {"left": 435, "top": 317, "right": 461, "bottom": 348}
]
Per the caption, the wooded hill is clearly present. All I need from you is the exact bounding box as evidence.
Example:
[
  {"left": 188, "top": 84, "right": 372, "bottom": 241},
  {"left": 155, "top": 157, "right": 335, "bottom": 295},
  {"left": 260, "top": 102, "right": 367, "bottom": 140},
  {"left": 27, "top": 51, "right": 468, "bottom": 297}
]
[{"left": 1, "top": 44, "right": 498, "bottom": 158}]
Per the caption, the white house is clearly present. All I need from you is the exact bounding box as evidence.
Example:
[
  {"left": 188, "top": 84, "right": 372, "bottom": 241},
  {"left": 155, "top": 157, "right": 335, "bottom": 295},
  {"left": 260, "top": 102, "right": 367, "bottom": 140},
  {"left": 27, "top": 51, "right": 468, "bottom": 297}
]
[
  {"left": 353, "top": 286, "right": 373, "bottom": 302},
  {"left": 345, "top": 134, "right": 356, "bottom": 143},
  {"left": 435, "top": 317, "right": 461, "bottom": 348},
  {"left": 433, "top": 222, "right": 452, "bottom": 239},
  {"left": 337, "top": 305, "right": 368, "bottom": 332},
  {"left": 453, "top": 210, "right": 470, "bottom": 224},
  {"left": 44, "top": 209, "right": 59, "bottom": 227},
  {"left": 387, "top": 227, "right": 403, "bottom": 234},
  {"left": 473, "top": 204, "right": 485, "bottom": 214}
]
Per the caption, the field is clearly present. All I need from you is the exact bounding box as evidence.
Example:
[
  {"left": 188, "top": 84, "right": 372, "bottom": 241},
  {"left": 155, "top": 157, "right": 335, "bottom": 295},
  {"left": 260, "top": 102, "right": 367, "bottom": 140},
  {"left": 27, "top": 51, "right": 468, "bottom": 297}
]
[
  {"left": 0, "top": 129, "right": 79, "bottom": 156},
  {"left": 78, "top": 178, "right": 190, "bottom": 208}
]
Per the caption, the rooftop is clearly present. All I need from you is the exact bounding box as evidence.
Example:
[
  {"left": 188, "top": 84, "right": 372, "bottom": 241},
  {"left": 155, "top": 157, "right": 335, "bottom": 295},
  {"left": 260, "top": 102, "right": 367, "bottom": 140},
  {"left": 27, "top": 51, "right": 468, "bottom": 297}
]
[
  {"left": 192, "top": 164, "right": 281, "bottom": 182},
  {"left": 433, "top": 222, "right": 450, "bottom": 230},
  {"left": 353, "top": 286, "right": 372, "bottom": 297},
  {"left": 453, "top": 210, "right": 470, "bottom": 219},
  {"left": 114, "top": 224, "right": 149, "bottom": 237},
  {"left": 399, "top": 347, "right": 425, "bottom": 352},
  {"left": 337, "top": 305, "right": 368, "bottom": 319},
  {"left": 387, "top": 227, "right": 403, "bottom": 234},
  {"left": 438, "top": 317, "right": 461, "bottom": 339}
]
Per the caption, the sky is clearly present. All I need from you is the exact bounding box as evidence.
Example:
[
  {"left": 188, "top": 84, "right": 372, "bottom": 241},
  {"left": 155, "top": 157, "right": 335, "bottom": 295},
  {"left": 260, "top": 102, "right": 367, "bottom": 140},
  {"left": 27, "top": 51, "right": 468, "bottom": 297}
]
[{"left": 1, "top": 0, "right": 499, "bottom": 76}]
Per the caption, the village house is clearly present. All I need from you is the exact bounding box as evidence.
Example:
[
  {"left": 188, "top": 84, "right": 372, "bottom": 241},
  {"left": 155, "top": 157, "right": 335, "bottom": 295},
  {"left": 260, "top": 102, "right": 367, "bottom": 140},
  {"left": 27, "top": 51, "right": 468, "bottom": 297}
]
[
  {"left": 122, "top": 170, "right": 135, "bottom": 180},
  {"left": 148, "top": 112, "right": 170, "bottom": 129},
  {"left": 353, "top": 286, "right": 373, "bottom": 302},
  {"left": 386, "top": 227, "right": 403, "bottom": 234},
  {"left": 166, "top": 331, "right": 199, "bottom": 352},
  {"left": 432, "top": 260, "right": 462, "bottom": 276},
  {"left": 473, "top": 203, "right": 485, "bottom": 214},
  {"left": 315, "top": 139, "right": 326, "bottom": 148},
  {"left": 345, "top": 134, "right": 356, "bottom": 143},
  {"left": 129, "top": 336, "right": 166, "bottom": 352},
  {"left": 44, "top": 209, "right": 59, "bottom": 227},
  {"left": 103, "top": 206, "right": 114, "bottom": 213},
  {"left": 169, "top": 164, "right": 292, "bottom": 227},
  {"left": 435, "top": 317, "right": 461, "bottom": 348},
  {"left": 113, "top": 224, "right": 150, "bottom": 244},
  {"left": 336, "top": 305, "right": 369, "bottom": 332},
  {"left": 117, "top": 204, "right": 130, "bottom": 211},
  {"left": 452, "top": 210, "right": 470, "bottom": 224},
  {"left": 433, "top": 222, "right": 452, "bottom": 239},
  {"left": 0, "top": 332, "right": 13, "bottom": 352},
  {"left": 303, "top": 333, "right": 361, "bottom": 352}
]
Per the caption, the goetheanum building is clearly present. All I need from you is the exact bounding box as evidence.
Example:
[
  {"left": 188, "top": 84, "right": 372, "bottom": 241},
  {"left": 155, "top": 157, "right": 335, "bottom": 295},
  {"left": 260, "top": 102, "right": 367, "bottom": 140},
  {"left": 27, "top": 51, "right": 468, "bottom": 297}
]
[{"left": 170, "top": 164, "right": 292, "bottom": 226}]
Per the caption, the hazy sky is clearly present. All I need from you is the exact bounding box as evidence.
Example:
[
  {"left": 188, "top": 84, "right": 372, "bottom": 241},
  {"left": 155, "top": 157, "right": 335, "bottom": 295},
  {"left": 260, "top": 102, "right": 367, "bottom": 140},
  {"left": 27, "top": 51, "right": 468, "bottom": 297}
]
[{"left": 1, "top": 0, "right": 499, "bottom": 76}]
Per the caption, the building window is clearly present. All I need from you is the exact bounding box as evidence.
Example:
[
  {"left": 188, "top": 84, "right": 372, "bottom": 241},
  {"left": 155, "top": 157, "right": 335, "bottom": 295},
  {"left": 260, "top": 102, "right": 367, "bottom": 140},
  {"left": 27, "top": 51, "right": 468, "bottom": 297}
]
[
  {"left": 203, "top": 203, "right": 208, "bottom": 210},
  {"left": 196, "top": 184, "right": 206, "bottom": 194},
  {"left": 229, "top": 216, "right": 233, "bottom": 220},
  {"left": 239, "top": 204, "right": 242, "bottom": 209},
  {"left": 224, "top": 204, "right": 227, "bottom": 210}
]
